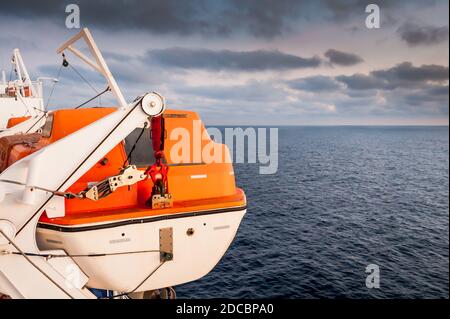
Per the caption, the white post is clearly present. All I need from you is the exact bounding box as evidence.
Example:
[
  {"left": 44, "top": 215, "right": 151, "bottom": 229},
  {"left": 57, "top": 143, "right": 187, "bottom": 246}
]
[
  {"left": 12, "top": 49, "right": 23, "bottom": 96},
  {"left": 13, "top": 49, "right": 36, "bottom": 96}
]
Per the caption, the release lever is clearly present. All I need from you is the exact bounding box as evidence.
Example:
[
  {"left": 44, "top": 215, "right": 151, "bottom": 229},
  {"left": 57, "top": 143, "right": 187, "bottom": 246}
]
[{"left": 82, "top": 165, "right": 146, "bottom": 201}]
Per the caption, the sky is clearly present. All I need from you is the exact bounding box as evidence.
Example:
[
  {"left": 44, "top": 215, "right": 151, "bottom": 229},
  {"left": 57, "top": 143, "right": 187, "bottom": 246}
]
[{"left": 0, "top": 0, "right": 448, "bottom": 125}]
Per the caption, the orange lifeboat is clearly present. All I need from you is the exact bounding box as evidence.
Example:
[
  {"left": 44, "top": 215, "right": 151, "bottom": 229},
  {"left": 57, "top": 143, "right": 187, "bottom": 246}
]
[{"left": 0, "top": 107, "right": 246, "bottom": 292}]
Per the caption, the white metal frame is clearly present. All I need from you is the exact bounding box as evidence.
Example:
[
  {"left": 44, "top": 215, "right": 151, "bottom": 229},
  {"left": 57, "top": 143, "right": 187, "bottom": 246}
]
[
  {"left": 0, "top": 28, "right": 165, "bottom": 298},
  {"left": 0, "top": 95, "right": 164, "bottom": 298},
  {"left": 0, "top": 49, "right": 45, "bottom": 130},
  {"left": 57, "top": 28, "right": 127, "bottom": 109},
  {"left": 12, "top": 49, "right": 36, "bottom": 97},
  {"left": 1, "top": 28, "right": 127, "bottom": 136}
]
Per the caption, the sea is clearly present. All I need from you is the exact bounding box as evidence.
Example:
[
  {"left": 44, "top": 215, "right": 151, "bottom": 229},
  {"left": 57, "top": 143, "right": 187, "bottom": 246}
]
[{"left": 177, "top": 126, "right": 449, "bottom": 298}]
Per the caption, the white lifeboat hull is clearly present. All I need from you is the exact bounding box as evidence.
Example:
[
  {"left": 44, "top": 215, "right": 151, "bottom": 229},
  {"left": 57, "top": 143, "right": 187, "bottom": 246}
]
[{"left": 36, "top": 207, "right": 246, "bottom": 292}]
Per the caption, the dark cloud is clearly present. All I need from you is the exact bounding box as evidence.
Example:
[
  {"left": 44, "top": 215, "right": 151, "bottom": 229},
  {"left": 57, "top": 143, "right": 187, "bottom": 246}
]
[
  {"left": 322, "top": 0, "right": 383, "bottom": 21},
  {"left": 36, "top": 56, "right": 448, "bottom": 120},
  {"left": 3, "top": 1, "right": 207, "bottom": 34},
  {"left": 3, "top": 0, "right": 441, "bottom": 39},
  {"left": 402, "top": 85, "right": 449, "bottom": 110},
  {"left": 427, "top": 85, "right": 449, "bottom": 96},
  {"left": 372, "top": 62, "right": 449, "bottom": 87},
  {"left": 398, "top": 23, "right": 449, "bottom": 46},
  {"left": 287, "top": 76, "right": 342, "bottom": 92},
  {"left": 322, "top": 0, "right": 434, "bottom": 23},
  {"left": 1, "top": 0, "right": 307, "bottom": 39},
  {"left": 324, "top": 49, "right": 363, "bottom": 66},
  {"left": 336, "top": 74, "right": 387, "bottom": 90},
  {"left": 145, "top": 48, "right": 322, "bottom": 71},
  {"left": 222, "top": 0, "right": 311, "bottom": 38},
  {"left": 337, "top": 62, "right": 449, "bottom": 90}
]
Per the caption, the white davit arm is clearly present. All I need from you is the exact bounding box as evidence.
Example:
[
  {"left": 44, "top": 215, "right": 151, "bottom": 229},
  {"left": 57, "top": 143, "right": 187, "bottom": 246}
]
[
  {"left": 57, "top": 28, "right": 127, "bottom": 109},
  {"left": 0, "top": 92, "right": 165, "bottom": 299},
  {"left": 13, "top": 49, "right": 36, "bottom": 97}
]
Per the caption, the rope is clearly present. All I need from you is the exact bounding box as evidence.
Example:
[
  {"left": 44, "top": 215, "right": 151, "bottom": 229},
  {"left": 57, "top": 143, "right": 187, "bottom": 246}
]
[
  {"left": 0, "top": 229, "right": 75, "bottom": 299},
  {"left": 16, "top": 93, "right": 46, "bottom": 116},
  {"left": 67, "top": 59, "right": 104, "bottom": 107},
  {"left": 45, "top": 63, "right": 64, "bottom": 109},
  {"left": 0, "top": 178, "right": 80, "bottom": 199},
  {"left": 123, "top": 122, "right": 148, "bottom": 166},
  {"left": 7, "top": 249, "right": 163, "bottom": 259},
  {"left": 74, "top": 86, "right": 110, "bottom": 109},
  {"left": 109, "top": 260, "right": 166, "bottom": 299},
  {"left": 1, "top": 228, "right": 168, "bottom": 299},
  {"left": 58, "top": 53, "right": 106, "bottom": 109},
  {"left": 8, "top": 62, "right": 13, "bottom": 82},
  {"left": 25, "top": 112, "right": 47, "bottom": 134},
  {"left": 16, "top": 99, "right": 142, "bottom": 236},
  {"left": 16, "top": 94, "right": 32, "bottom": 117},
  {"left": 69, "top": 63, "right": 99, "bottom": 95}
]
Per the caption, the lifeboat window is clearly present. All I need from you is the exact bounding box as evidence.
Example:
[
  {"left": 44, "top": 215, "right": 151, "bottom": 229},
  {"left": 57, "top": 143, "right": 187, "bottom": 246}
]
[
  {"left": 124, "top": 128, "right": 155, "bottom": 166},
  {"left": 41, "top": 113, "right": 54, "bottom": 138}
]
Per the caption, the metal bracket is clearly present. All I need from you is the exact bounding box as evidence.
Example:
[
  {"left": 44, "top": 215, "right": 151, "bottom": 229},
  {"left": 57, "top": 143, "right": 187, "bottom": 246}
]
[
  {"left": 82, "top": 165, "right": 146, "bottom": 201},
  {"left": 151, "top": 193, "right": 173, "bottom": 209},
  {"left": 159, "top": 227, "right": 173, "bottom": 262},
  {"left": 108, "top": 165, "right": 146, "bottom": 191},
  {"left": 57, "top": 28, "right": 128, "bottom": 109}
]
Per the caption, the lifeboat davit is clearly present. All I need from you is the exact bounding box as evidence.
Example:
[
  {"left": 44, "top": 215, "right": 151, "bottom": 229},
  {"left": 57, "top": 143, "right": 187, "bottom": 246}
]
[
  {"left": 0, "top": 49, "right": 45, "bottom": 130},
  {"left": 0, "top": 107, "right": 246, "bottom": 292}
]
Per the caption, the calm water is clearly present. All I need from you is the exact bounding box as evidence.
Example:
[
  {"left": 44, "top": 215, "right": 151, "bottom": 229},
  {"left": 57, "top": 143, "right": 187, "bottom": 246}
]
[{"left": 177, "top": 126, "right": 449, "bottom": 298}]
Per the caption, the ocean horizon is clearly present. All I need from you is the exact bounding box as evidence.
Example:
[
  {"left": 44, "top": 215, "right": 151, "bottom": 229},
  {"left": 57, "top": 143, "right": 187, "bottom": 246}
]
[{"left": 177, "top": 126, "right": 449, "bottom": 298}]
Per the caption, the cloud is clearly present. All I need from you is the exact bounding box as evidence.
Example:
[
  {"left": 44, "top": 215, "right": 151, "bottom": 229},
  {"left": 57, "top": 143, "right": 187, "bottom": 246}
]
[
  {"left": 372, "top": 62, "right": 449, "bottom": 87},
  {"left": 174, "top": 80, "right": 287, "bottom": 102},
  {"left": 221, "top": 0, "right": 311, "bottom": 38},
  {"left": 337, "top": 62, "right": 449, "bottom": 90},
  {"left": 0, "top": 36, "right": 37, "bottom": 51},
  {"left": 398, "top": 23, "right": 449, "bottom": 46},
  {"left": 427, "top": 85, "right": 449, "bottom": 96},
  {"left": 3, "top": 0, "right": 440, "bottom": 40},
  {"left": 167, "top": 63, "right": 448, "bottom": 120},
  {"left": 321, "top": 0, "right": 434, "bottom": 24},
  {"left": 1, "top": 0, "right": 447, "bottom": 125},
  {"left": 282, "top": 61, "right": 448, "bottom": 119},
  {"left": 1, "top": 0, "right": 308, "bottom": 39},
  {"left": 324, "top": 49, "right": 364, "bottom": 66},
  {"left": 403, "top": 85, "right": 449, "bottom": 108},
  {"left": 287, "top": 75, "right": 343, "bottom": 92},
  {"left": 145, "top": 48, "right": 322, "bottom": 71},
  {"left": 336, "top": 74, "right": 387, "bottom": 90},
  {"left": 36, "top": 56, "right": 449, "bottom": 123}
]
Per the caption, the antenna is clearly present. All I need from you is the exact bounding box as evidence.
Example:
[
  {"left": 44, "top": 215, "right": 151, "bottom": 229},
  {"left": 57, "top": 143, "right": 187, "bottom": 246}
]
[{"left": 57, "top": 28, "right": 127, "bottom": 109}]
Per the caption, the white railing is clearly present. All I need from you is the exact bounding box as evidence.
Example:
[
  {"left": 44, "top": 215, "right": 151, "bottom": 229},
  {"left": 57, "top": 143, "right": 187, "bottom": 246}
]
[{"left": 0, "top": 80, "right": 43, "bottom": 99}]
